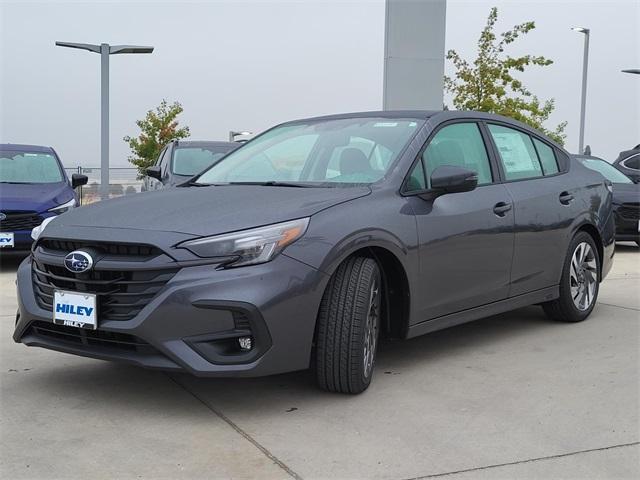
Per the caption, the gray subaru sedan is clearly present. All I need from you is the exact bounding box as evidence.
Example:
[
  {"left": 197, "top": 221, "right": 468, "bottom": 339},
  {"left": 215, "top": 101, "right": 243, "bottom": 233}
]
[{"left": 14, "top": 111, "right": 615, "bottom": 394}]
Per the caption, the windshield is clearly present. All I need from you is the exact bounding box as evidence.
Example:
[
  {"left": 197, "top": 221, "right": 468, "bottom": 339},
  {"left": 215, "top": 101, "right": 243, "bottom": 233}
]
[
  {"left": 195, "top": 117, "right": 422, "bottom": 186},
  {"left": 0, "top": 150, "right": 63, "bottom": 183},
  {"left": 579, "top": 157, "right": 633, "bottom": 184},
  {"left": 172, "top": 146, "right": 235, "bottom": 176}
]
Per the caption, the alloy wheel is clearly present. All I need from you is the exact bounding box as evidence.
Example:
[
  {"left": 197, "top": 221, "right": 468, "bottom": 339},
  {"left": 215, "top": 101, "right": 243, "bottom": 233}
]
[
  {"left": 570, "top": 242, "right": 597, "bottom": 311},
  {"left": 363, "top": 277, "right": 380, "bottom": 379}
]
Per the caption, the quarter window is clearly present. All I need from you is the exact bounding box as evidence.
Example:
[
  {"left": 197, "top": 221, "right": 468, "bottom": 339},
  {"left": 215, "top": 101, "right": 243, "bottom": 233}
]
[
  {"left": 422, "top": 123, "right": 493, "bottom": 187},
  {"left": 623, "top": 154, "right": 640, "bottom": 170},
  {"left": 488, "top": 124, "right": 543, "bottom": 180},
  {"left": 532, "top": 138, "right": 559, "bottom": 175},
  {"left": 405, "top": 157, "right": 427, "bottom": 192}
]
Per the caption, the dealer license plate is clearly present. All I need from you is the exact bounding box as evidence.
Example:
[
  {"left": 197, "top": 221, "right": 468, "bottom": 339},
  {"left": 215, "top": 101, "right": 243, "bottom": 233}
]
[
  {"left": 53, "top": 290, "right": 97, "bottom": 330},
  {"left": 0, "top": 232, "right": 14, "bottom": 248}
]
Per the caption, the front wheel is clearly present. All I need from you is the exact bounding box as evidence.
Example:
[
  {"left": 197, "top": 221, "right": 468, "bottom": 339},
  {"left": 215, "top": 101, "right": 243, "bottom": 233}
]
[
  {"left": 315, "top": 257, "right": 381, "bottom": 394},
  {"left": 543, "top": 231, "right": 600, "bottom": 322}
]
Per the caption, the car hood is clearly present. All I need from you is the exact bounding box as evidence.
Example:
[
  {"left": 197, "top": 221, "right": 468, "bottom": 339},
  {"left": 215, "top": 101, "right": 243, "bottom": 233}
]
[
  {"left": 0, "top": 182, "right": 73, "bottom": 212},
  {"left": 50, "top": 184, "right": 371, "bottom": 237},
  {"left": 613, "top": 183, "right": 640, "bottom": 204}
]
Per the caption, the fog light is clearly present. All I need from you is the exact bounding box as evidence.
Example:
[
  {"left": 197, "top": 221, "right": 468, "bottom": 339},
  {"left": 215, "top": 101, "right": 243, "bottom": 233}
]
[{"left": 238, "top": 336, "right": 253, "bottom": 351}]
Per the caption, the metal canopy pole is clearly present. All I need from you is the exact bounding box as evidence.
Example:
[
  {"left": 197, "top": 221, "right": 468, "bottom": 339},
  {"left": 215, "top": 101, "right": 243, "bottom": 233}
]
[{"left": 55, "top": 41, "right": 154, "bottom": 200}]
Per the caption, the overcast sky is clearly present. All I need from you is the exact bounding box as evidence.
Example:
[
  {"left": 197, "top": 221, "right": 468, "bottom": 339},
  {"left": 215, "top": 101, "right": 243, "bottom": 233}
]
[{"left": 1, "top": 0, "right": 638, "bottom": 168}]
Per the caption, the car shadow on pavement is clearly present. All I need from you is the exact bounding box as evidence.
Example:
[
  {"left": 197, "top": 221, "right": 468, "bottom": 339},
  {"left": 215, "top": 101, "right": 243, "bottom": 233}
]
[
  {"left": 166, "top": 304, "right": 563, "bottom": 402},
  {"left": 10, "top": 304, "right": 561, "bottom": 415},
  {"left": 5, "top": 242, "right": 633, "bottom": 411}
]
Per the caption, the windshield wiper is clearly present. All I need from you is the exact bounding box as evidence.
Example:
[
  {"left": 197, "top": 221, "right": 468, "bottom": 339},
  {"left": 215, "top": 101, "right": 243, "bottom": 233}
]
[
  {"left": 227, "top": 181, "right": 314, "bottom": 188},
  {"left": 0, "top": 181, "right": 30, "bottom": 184},
  {"left": 182, "top": 179, "right": 217, "bottom": 187}
]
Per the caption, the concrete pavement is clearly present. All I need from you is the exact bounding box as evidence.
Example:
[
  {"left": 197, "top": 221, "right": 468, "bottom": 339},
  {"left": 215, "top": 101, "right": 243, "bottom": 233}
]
[{"left": 1, "top": 245, "right": 638, "bottom": 479}]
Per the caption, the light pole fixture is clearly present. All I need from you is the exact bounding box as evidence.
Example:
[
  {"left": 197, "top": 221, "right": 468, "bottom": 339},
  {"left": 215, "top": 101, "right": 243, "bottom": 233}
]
[
  {"left": 622, "top": 69, "right": 640, "bottom": 75},
  {"left": 572, "top": 27, "right": 590, "bottom": 154},
  {"left": 55, "top": 41, "right": 154, "bottom": 200},
  {"left": 229, "top": 130, "right": 253, "bottom": 142}
]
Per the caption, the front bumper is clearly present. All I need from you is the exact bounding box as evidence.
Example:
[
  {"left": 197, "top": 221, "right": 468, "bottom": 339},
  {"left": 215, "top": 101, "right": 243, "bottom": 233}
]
[
  {"left": 14, "top": 254, "right": 328, "bottom": 377},
  {"left": 615, "top": 218, "right": 639, "bottom": 242}
]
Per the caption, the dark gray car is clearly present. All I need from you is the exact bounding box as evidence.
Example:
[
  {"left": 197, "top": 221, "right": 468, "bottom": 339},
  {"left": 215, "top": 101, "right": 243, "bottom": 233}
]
[
  {"left": 144, "top": 140, "right": 240, "bottom": 190},
  {"left": 14, "top": 111, "right": 615, "bottom": 394},
  {"left": 613, "top": 145, "right": 640, "bottom": 183}
]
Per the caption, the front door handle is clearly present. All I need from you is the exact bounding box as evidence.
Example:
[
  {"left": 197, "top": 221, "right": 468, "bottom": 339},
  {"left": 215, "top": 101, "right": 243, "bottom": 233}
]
[
  {"left": 559, "top": 191, "right": 574, "bottom": 205},
  {"left": 493, "top": 202, "right": 512, "bottom": 217}
]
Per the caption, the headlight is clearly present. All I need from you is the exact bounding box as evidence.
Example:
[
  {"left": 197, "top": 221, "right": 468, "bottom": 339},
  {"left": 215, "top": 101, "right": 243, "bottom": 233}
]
[
  {"left": 49, "top": 198, "right": 77, "bottom": 214},
  {"left": 31, "top": 216, "right": 57, "bottom": 241},
  {"left": 178, "top": 218, "right": 309, "bottom": 267}
]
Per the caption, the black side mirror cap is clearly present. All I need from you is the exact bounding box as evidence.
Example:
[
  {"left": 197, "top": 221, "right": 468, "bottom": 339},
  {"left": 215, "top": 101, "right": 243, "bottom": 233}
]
[
  {"left": 430, "top": 165, "right": 478, "bottom": 194},
  {"left": 71, "top": 173, "right": 88, "bottom": 189},
  {"left": 146, "top": 165, "right": 162, "bottom": 180}
]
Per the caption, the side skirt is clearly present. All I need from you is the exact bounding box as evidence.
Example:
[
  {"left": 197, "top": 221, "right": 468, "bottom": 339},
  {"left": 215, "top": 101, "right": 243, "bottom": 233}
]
[{"left": 406, "top": 286, "right": 559, "bottom": 339}]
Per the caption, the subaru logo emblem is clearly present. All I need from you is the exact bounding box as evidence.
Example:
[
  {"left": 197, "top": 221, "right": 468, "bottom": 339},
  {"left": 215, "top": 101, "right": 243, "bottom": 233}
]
[
  {"left": 0, "top": 213, "right": 6, "bottom": 222},
  {"left": 64, "top": 250, "right": 93, "bottom": 273}
]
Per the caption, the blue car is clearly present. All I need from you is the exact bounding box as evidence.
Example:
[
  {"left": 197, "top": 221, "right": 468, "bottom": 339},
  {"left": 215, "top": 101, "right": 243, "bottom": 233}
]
[{"left": 0, "top": 144, "right": 87, "bottom": 251}]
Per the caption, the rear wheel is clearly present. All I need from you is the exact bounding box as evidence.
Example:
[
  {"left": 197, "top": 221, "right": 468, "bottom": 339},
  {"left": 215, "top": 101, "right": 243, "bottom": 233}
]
[
  {"left": 543, "top": 231, "right": 600, "bottom": 322},
  {"left": 315, "top": 256, "right": 381, "bottom": 394}
]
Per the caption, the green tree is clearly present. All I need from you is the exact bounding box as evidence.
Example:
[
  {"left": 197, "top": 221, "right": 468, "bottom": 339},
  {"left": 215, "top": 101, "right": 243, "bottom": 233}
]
[
  {"left": 124, "top": 100, "right": 190, "bottom": 176},
  {"left": 444, "top": 7, "right": 567, "bottom": 144}
]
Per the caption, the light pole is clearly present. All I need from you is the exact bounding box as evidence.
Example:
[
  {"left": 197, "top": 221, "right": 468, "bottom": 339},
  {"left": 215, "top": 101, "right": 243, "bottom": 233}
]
[
  {"left": 572, "top": 27, "right": 590, "bottom": 154},
  {"left": 56, "top": 41, "right": 154, "bottom": 200}
]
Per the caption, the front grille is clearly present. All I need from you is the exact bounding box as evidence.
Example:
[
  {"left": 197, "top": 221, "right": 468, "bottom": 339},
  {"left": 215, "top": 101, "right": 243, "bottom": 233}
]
[
  {"left": 618, "top": 203, "right": 640, "bottom": 221},
  {"left": 39, "top": 239, "right": 162, "bottom": 257},
  {"left": 0, "top": 211, "right": 43, "bottom": 232},
  {"left": 32, "top": 240, "right": 178, "bottom": 321},
  {"left": 29, "top": 320, "right": 156, "bottom": 354}
]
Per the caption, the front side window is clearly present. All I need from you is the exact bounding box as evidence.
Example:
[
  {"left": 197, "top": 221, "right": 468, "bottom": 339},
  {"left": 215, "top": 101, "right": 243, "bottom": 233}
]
[
  {"left": 488, "top": 124, "right": 544, "bottom": 180},
  {"left": 195, "top": 118, "right": 422, "bottom": 186},
  {"left": 172, "top": 147, "right": 233, "bottom": 176},
  {"left": 0, "top": 151, "right": 63, "bottom": 184},
  {"left": 422, "top": 123, "right": 493, "bottom": 188}
]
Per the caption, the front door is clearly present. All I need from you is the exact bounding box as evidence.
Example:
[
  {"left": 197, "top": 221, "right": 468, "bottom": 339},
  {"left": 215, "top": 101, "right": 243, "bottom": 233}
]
[{"left": 405, "top": 121, "right": 515, "bottom": 321}]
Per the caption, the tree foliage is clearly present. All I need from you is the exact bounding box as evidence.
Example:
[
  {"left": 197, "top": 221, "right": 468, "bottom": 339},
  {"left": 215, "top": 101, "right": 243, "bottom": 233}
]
[
  {"left": 124, "top": 100, "right": 190, "bottom": 176},
  {"left": 444, "top": 7, "right": 567, "bottom": 144}
]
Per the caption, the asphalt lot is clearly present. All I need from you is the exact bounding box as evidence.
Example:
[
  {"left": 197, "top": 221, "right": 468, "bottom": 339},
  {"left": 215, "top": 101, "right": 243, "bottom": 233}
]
[{"left": 0, "top": 245, "right": 638, "bottom": 480}]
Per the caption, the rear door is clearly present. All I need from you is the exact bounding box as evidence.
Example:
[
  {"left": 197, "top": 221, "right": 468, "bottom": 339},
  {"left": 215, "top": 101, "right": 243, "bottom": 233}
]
[
  {"left": 486, "top": 123, "right": 578, "bottom": 296},
  {"left": 405, "top": 121, "right": 515, "bottom": 321}
]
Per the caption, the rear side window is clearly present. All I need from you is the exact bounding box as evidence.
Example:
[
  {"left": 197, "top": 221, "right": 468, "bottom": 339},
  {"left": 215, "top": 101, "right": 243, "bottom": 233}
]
[
  {"left": 488, "top": 124, "right": 543, "bottom": 180},
  {"left": 532, "top": 138, "right": 559, "bottom": 175},
  {"left": 623, "top": 154, "right": 640, "bottom": 170},
  {"left": 422, "top": 123, "right": 493, "bottom": 187}
]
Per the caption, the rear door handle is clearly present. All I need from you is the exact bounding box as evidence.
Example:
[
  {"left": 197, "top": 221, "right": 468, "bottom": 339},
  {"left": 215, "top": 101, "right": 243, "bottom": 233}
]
[
  {"left": 559, "top": 191, "right": 574, "bottom": 205},
  {"left": 493, "top": 202, "right": 512, "bottom": 217}
]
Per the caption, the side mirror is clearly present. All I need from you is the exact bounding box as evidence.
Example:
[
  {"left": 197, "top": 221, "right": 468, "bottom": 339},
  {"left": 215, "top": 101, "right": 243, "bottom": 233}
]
[
  {"left": 146, "top": 165, "right": 162, "bottom": 180},
  {"left": 71, "top": 174, "right": 88, "bottom": 189},
  {"left": 430, "top": 166, "right": 478, "bottom": 194}
]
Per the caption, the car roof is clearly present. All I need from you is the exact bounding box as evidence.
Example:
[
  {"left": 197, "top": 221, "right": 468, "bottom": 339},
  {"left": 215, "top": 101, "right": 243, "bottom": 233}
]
[
  {"left": 289, "top": 110, "right": 439, "bottom": 123},
  {"left": 174, "top": 140, "right": 238, "bottom": 148},
  {"left": 0, "top": 143, "right": 55, "bottom": 153}
]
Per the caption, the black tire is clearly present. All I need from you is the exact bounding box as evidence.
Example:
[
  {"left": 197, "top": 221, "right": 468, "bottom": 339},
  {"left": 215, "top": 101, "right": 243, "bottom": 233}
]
[
  {"left": 542, "top": 231, "right": 600, "bottom": 322},
  {"left": 315, "top": 256, "right": 381, "bottom": 394}
]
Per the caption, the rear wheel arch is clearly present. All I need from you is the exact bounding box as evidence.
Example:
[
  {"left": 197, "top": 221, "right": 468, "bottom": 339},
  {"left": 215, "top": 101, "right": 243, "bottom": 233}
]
[{"left": 574, "top": 223, "right": 603, "bottom": 280}]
